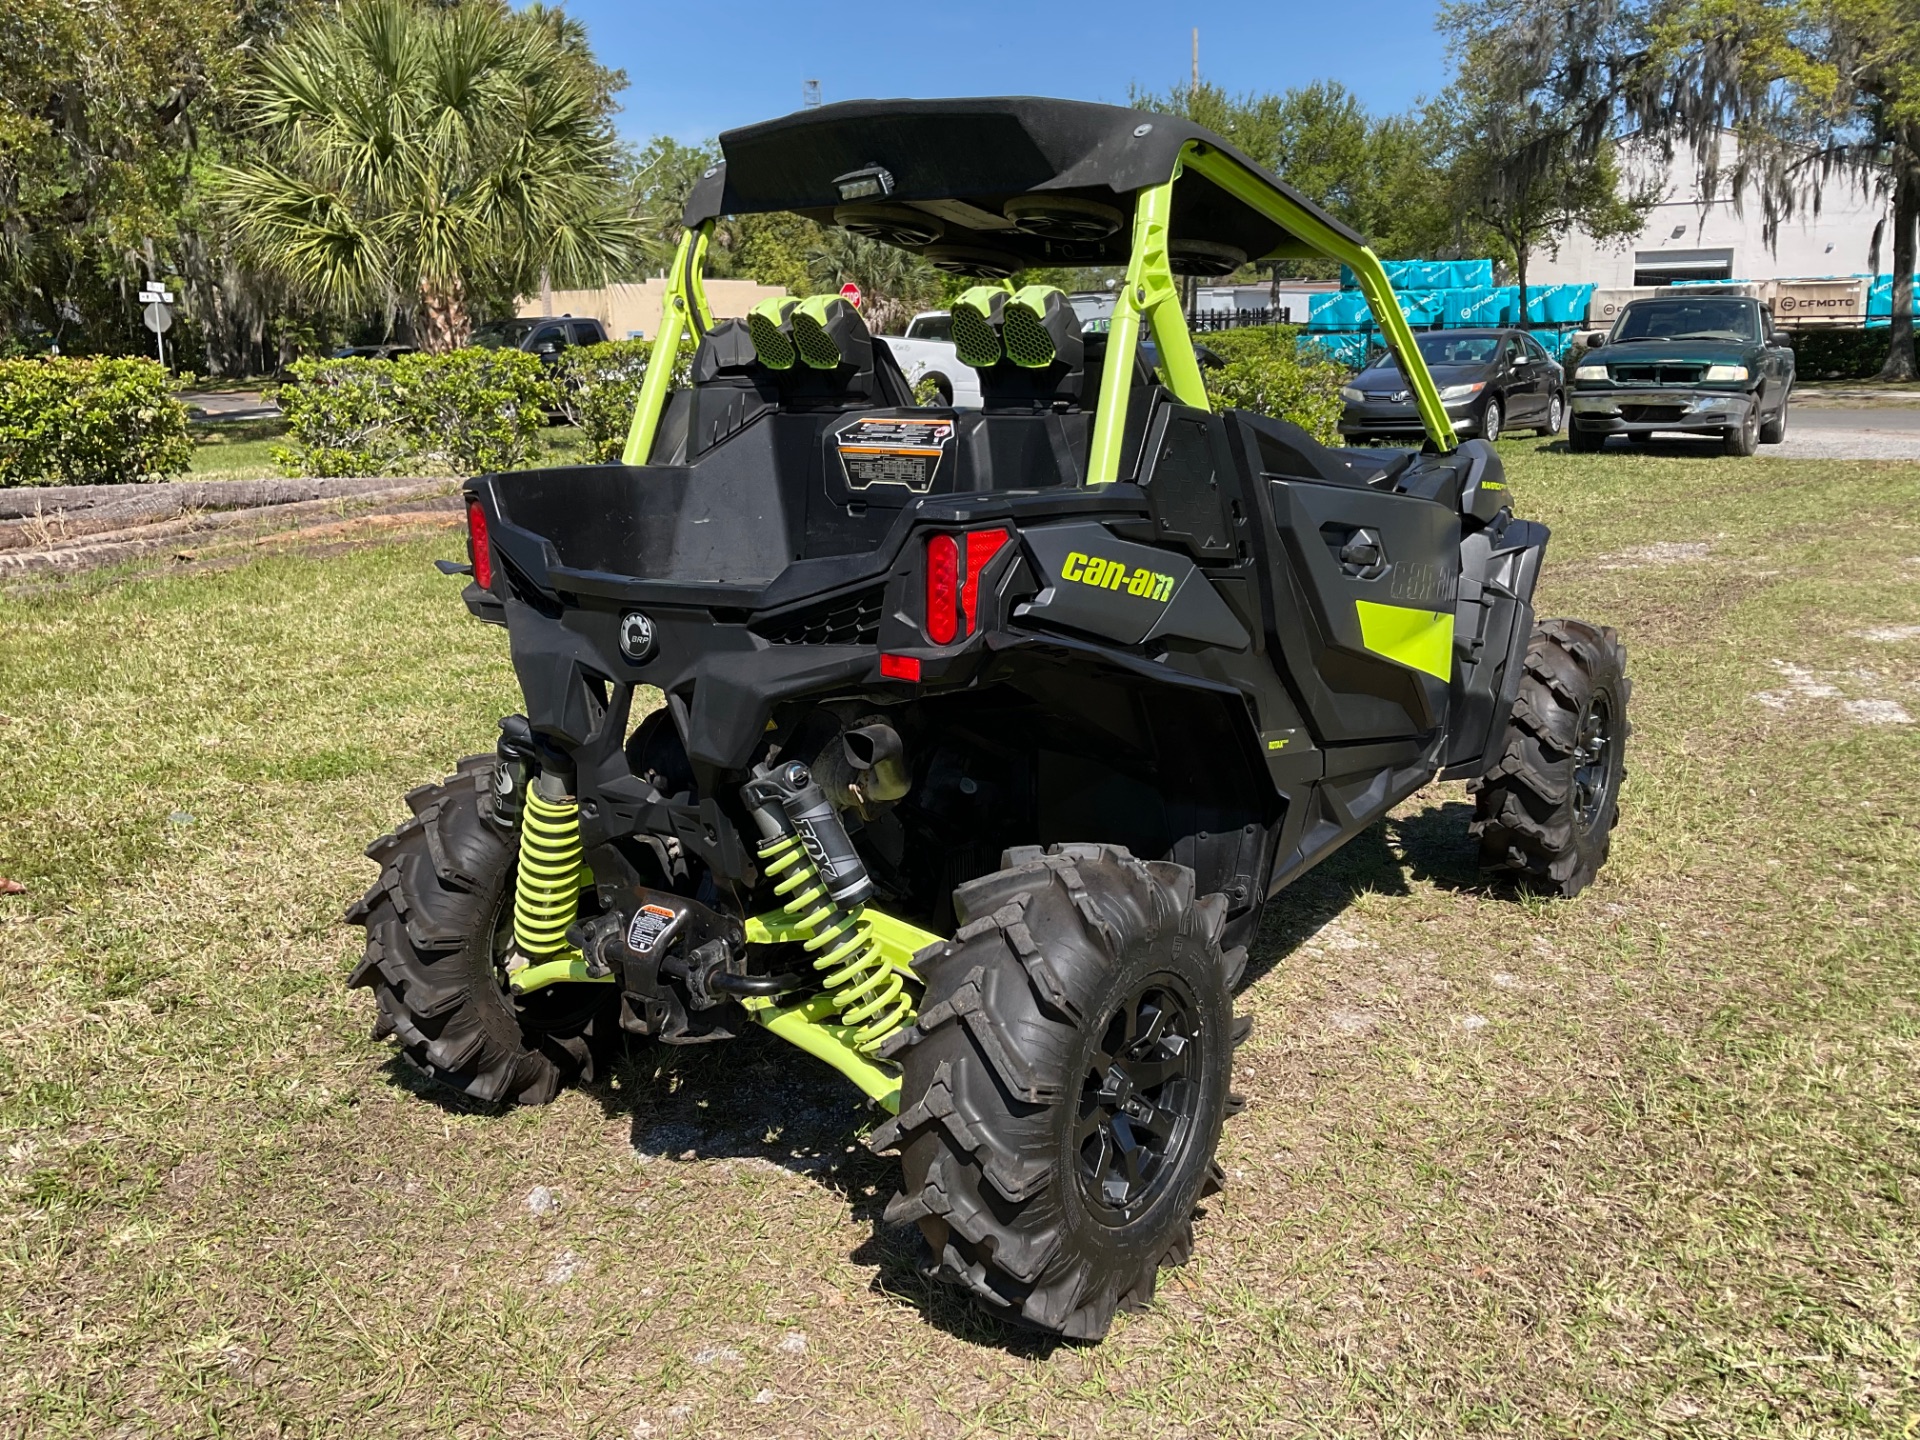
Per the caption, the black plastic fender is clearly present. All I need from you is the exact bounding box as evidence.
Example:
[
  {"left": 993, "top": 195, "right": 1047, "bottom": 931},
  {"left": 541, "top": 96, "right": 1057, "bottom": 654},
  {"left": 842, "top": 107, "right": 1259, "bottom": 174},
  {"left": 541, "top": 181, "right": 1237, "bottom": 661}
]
[{"left": 1440, "top": 514, "right": 1548, "bottom": 778}]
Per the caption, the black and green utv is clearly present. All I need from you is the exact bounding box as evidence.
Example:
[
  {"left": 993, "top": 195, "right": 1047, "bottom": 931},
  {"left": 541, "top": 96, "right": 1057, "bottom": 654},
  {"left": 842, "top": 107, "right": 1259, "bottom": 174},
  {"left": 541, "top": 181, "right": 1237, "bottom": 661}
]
[{"left": 348, "top": 98, "right": 1630, "bottom": 1341}]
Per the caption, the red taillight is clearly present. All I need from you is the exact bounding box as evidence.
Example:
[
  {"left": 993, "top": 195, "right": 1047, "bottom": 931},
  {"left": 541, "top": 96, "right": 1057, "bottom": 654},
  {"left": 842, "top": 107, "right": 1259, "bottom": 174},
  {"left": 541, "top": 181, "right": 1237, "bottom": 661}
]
[
  {"left": 466, "top": 499, "right": 493, "bottom": 589},
  {"left": 925, "top": 533, "right": 960, "bottom": 644},
  {"left": 960, "top": 528, "right": 1009, "bottom": 633},
  {"left": 924, "top": 528, "right": 1009, "bottom": 646},
  {"left": 880, "top": 653, "right": 921, "bottom": 681}
]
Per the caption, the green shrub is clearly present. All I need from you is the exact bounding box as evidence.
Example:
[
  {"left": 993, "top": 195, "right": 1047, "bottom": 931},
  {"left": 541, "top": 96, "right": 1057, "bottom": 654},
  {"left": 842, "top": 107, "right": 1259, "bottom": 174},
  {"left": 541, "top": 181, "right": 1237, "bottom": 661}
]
[
  {"left": 1201, "top": 325, "right": 1347, "bottom": 446},
  {"left": 1790, "top": 328, "right": 1899, "bottom": 380},
  {"left": 271, "top": 359, "right": 411, "bottom": 477},
  {"left": 0, "top": 357, "right": 192, "bottom": 486},
  {"left": 273, "top": 350, "right": 558, "bottom": 477},
  {"left": 554, "top": 340, "right": 652, "bottom": 462}
]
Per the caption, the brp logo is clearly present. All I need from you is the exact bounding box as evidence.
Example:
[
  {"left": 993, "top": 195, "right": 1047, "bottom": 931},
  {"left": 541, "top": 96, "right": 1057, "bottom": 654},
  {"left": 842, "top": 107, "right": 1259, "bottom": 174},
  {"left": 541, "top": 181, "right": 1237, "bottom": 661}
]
[{"left": 619, "top": 611, "right": 656, "bottom": 663}]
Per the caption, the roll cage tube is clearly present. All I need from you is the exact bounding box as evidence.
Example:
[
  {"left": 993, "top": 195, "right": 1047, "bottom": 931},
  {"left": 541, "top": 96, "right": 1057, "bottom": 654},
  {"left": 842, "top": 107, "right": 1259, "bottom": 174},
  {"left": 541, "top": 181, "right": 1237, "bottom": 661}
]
[
  {"left": 1178, "top": 144, "right": 1458, "bottom": 454},
  {"left": 622, "top": 220, "right": 715, "bottom": 466},
  {"left": 623, "top": 145, "right": 1454, "bottom": 471}
]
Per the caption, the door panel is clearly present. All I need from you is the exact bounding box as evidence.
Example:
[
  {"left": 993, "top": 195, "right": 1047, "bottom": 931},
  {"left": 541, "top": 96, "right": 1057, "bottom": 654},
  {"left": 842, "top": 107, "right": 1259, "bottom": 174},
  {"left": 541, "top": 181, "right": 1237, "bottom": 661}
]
[{"left": 1265, "top": 477, "right": 1460, "bottom": 742}]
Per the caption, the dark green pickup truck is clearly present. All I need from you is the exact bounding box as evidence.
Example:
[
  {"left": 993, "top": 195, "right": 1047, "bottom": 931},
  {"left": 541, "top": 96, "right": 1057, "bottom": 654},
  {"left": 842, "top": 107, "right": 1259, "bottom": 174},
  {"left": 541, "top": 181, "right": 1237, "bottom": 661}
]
[{"left": 1567, "top": 294, "right": 1795, "bottom": 456}]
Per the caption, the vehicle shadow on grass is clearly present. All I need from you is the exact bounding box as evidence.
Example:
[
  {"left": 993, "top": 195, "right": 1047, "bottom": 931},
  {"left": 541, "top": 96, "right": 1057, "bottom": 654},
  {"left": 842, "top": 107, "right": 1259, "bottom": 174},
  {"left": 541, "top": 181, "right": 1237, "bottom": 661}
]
[
  {"left": 380, "top": 795, "right": 1493, "bottom": 1353},
  {"left": 1240, "top": 797, "right": 1488, "bottom": 989},
  {"left": 581, "top": 1026, "right": 1072, "bottom": 1354}
]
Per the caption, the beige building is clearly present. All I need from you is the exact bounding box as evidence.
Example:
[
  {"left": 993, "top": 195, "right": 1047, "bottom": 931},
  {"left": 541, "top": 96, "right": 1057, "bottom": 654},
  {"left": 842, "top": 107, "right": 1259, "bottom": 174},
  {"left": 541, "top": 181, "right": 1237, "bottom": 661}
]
[{"left": 517, "top": 278, "right": 788, "bottom": 340}]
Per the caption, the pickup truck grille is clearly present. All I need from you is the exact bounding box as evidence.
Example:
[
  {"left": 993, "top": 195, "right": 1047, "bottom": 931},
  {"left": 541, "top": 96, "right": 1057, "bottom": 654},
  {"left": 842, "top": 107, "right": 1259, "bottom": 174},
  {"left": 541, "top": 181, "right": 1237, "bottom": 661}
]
[
  {"left": 753, "top": 584, "right": 886, "bottom": 646},
  {"left": 1609, "top": 362, "right": 1708, "bottom": 385}
]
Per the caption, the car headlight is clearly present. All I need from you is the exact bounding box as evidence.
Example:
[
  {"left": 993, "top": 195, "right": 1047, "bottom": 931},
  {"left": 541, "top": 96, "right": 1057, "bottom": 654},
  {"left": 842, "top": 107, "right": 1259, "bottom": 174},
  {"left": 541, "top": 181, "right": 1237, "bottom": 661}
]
[
  {"left": 1704, "top": 363, "right": 1749, "bottom": 381},
  {"left": 1339, "top": 386, "right": 1366, "bottom": 403},
  {"left": 1574, "top": 364, "right": 1608, "bottom": 381},
  {"left": 1438, "top": 382, "right": 1485, "bottom": 402}
]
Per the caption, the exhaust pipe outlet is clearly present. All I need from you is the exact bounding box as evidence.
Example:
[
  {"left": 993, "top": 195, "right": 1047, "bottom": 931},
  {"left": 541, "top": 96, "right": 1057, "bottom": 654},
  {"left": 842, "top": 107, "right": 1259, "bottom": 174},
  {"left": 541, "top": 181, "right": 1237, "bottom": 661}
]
[{"left": 841, "top": 723, "right": 909, "bottom": 806}]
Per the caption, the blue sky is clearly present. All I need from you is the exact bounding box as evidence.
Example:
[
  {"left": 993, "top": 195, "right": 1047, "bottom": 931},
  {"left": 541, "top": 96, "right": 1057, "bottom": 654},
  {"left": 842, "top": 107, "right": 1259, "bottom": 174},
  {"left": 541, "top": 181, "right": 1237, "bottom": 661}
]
[{"left": 561, "top": 0, "right": 1453, "bottom": 145}]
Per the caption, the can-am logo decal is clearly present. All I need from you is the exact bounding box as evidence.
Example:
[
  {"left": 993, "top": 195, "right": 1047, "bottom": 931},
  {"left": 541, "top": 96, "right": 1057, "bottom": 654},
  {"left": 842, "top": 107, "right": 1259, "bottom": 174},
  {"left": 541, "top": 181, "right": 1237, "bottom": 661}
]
[
  {"left": 1060, "top": 550, "right": 1175, "bottom": 602},
  {"left": 619, "top": 611, "right": 656, "bottom": 661}
]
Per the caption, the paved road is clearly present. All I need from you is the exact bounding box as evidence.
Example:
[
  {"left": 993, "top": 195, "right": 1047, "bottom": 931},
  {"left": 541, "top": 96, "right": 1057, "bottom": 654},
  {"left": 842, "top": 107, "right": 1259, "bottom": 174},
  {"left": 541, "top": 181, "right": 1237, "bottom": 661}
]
[
  {"left": 183, "top": 390, "right": 279, "bottom": 422},
  {"left": 1769, "top": 397, "right": 1920, "bottom": 460},
  {"left": 1580, "top": 397, "right": 1920, "bottom": 461}
]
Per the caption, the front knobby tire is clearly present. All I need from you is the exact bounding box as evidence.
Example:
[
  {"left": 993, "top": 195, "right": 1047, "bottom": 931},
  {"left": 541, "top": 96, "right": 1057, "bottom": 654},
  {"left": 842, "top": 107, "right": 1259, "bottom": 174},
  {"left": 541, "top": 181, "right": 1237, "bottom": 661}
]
[
  {"left": 1724, "top": 403, "right": 1760, "bottom": 456},
  {"left": 1470, "top": 620, "right": 1631, "bottom": 898},
  {"left": 872, "top": 844, "right": 1249, "bottom": 1341},
  {"left": 345, "top": 755, "right": 616, "bottom": 1106}
]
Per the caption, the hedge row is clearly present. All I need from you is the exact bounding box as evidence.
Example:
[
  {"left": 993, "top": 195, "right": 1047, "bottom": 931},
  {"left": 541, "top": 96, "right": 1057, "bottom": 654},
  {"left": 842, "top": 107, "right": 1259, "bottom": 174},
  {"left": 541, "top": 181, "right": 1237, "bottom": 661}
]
[
  {"left": 271, "top": 340, "right": 679, "bottom": 476},
  {"left": 1200, "top": 325, "right": 1348, "bottom": 446},
  {"left": 0, "top": 357, "right": 192, "bottom": 487}
]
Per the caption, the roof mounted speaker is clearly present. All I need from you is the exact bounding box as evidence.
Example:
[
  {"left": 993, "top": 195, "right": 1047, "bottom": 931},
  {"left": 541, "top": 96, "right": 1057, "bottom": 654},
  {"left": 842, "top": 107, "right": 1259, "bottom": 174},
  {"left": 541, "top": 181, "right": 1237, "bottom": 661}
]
[
  {"left": 1002, "top": 195, "right": 1125, "bottom": 241},
  {"left": 1170, "top": 239, "right": 1247, "bottom": 277},
  {"left": 832, "top": 204, "right": 944, "bottom": 248},
  {"left": 919, "top": 244, "right": 1022, "bottom": 280}
]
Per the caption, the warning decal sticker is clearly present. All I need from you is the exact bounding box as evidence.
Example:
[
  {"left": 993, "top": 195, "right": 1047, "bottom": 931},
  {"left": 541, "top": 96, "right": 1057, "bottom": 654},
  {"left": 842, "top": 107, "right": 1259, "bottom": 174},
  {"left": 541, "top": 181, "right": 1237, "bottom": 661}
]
[
  {"left": 834, "top": 416, "right": 954, "bottom": 493},
  {"left": 626, "top": 903, "right": 680, "bottom": 955}
]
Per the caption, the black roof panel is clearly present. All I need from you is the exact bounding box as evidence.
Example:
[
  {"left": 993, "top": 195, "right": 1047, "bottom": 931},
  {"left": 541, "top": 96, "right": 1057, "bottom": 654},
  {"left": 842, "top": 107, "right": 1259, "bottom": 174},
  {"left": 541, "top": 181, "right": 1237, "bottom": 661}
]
[{"left": 683, "top": 96, "right": 1365, "bottom": 271}]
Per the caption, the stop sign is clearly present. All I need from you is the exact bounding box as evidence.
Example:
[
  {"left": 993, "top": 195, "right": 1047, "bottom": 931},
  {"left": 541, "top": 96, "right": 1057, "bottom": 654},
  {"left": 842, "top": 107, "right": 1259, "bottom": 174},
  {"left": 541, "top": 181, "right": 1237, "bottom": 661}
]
[{"left": 840, "top": 281, "right": 862, "bottom": 309}]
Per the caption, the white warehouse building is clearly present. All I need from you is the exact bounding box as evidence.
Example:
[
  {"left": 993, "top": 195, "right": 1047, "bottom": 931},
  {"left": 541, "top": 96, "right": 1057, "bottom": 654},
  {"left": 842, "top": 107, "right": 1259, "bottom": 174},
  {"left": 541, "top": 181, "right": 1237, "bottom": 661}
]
[{"left": 1530, "top": 133, "right": 1894, "bottom": 291}]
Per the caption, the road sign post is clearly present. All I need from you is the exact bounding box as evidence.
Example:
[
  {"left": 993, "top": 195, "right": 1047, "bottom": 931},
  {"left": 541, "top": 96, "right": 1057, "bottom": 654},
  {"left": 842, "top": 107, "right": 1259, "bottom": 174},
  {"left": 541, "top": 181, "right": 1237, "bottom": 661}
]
[{"left": 142, "top": 294, "right": 174, "bottom": 368}]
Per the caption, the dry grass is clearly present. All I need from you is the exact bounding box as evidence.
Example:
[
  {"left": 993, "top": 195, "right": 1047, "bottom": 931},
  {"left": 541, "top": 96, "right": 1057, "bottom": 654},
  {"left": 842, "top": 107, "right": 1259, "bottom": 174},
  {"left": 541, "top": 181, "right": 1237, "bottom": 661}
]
[{"left": 2, "top": 440, "right": 1917, "bottom": 1437}]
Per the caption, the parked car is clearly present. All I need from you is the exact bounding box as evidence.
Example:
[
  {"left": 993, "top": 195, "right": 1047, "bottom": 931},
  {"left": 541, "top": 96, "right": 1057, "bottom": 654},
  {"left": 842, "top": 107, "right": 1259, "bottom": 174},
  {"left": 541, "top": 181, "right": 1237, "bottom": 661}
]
[
  {"left": 470, "top": 315, "right": 609, "bottom": 365},
  {"left": 331, "top": 343, "right": 417, "bottom": 361},
  {"left": 1567, "top": 294, "right": 1794, "bottom": 455},
  {"left": 1339, "top": 328, "right": 1566, "bottom": 444},
  {"left": 881, "top": 311, "right": 984, "bottom": 407}
]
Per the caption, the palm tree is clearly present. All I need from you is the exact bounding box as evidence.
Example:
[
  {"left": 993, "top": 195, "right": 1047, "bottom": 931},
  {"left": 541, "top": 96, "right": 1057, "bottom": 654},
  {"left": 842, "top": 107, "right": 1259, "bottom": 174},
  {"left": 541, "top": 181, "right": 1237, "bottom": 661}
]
[
  {"left": 806, "top": 229, "right": 943, "bottom": 335},
  {"left": 219, "top": 0, "right": 636, "bottom": 350}
]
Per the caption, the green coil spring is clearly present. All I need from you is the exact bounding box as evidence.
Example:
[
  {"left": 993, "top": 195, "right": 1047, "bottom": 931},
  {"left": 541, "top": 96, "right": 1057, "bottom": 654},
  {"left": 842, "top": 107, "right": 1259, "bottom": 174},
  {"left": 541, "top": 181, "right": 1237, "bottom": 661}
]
[
  {"left": 758, "top": 832, "right": 913, "bottom": 1053},
  {"left": 513, "top": 787, "right": 584, "bottom": 957}
]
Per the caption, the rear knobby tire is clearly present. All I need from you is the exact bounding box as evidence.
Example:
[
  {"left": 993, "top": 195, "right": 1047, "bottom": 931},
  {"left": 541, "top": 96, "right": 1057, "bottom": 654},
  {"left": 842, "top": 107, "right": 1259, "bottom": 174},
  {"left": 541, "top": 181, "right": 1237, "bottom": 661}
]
[
  {"left": 871, "top": 843, "right": 1249, "bottom": 1341},
  {"left": 344, "top": 756, "right": 615, "bottom": 1106},
  {"left": 1470, "top": 620, "right": 1631, "bottom": 898}
]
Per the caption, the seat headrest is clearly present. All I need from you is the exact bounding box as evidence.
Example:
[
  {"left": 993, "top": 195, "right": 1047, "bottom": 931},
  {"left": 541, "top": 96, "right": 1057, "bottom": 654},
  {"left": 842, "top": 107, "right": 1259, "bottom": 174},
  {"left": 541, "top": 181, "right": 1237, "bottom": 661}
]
[
  {"left": 951, "top": 284, "right": 1086, "bottom": 410},
  {"left": 747, "top": 295, "right": 873, "bottom": 374}
]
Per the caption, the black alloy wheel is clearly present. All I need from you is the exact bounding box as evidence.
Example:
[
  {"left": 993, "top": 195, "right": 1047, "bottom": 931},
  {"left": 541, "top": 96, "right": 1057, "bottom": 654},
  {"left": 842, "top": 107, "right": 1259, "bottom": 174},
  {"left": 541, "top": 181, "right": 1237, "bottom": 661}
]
[{"left": 1074, "top": 979, "right": 1204, "bottom": 1224}]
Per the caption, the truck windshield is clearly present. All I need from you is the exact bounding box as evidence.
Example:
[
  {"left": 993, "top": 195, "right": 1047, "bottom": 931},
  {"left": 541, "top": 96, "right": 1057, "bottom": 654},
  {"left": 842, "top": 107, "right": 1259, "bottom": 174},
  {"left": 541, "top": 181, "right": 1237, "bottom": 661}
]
[
  {"left": 469, "top": 319, "right": 539, "bottom": 349},
  {"left": 1612, "top": 299, "right": 1756, "bottom": 343}
]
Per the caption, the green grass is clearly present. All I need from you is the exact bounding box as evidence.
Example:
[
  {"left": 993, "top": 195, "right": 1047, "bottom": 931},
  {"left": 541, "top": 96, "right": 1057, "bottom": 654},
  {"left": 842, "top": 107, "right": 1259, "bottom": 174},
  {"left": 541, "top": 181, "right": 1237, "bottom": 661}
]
[
  {"left": 186, "top": 419, "right": 289, "bottom": 479},
  {"left": 2, "top": 440, "right": 1917, "bottom": 1436}
]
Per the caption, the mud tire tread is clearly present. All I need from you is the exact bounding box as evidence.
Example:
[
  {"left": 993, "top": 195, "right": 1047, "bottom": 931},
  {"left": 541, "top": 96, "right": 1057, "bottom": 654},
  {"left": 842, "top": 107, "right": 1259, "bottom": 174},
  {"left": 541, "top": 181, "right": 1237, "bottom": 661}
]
[
  {"left": 874, "top": 843, "right": 1247, "bottom": 1340},
  {"left": 345, "top": 757, "right": 612, "bottom": 1107},
  {"left": 1469, "top": 620, "right": 1631, "bottom": 897}
]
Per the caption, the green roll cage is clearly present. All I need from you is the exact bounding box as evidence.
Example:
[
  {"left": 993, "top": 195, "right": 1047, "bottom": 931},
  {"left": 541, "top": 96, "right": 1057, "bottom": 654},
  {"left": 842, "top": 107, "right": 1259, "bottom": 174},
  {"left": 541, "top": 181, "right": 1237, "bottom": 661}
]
[{"left": 623, "top": 140, "right": 1459, "bottom": 468}]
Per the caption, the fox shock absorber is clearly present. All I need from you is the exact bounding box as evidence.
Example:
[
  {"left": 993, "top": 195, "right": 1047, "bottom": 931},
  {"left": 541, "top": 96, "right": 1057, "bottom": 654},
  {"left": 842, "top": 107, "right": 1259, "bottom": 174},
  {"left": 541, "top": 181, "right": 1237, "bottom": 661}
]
[
  {"left": 743, "top": 760, "right": 914, "bottom": 1053},
  {"left": 513, "top": 771, "right": 585, "bottom": 958}
]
